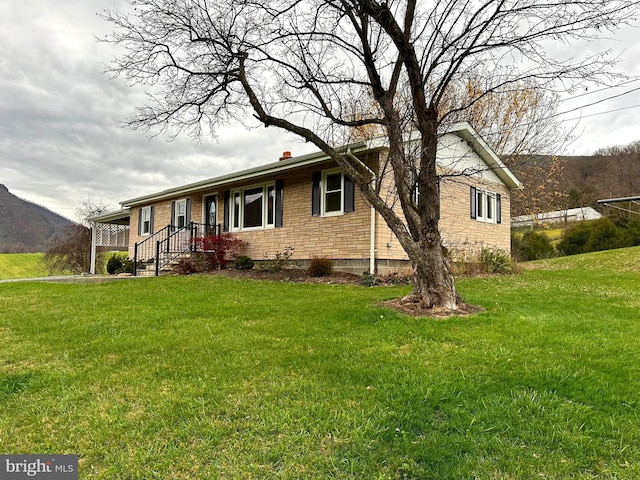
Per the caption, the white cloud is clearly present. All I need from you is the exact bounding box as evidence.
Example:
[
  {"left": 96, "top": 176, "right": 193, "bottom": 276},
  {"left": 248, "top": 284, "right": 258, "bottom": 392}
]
[{"left": 0, "top": 0, "right": 638, "bottom": 220}]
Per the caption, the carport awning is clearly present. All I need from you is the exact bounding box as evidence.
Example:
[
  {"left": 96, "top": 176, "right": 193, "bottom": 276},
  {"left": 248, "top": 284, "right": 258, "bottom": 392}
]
[
  {"left": 89, "top": 208, "right": 131, "bottom": 225},
  {"left": 598, "top": 196, "right": 640, "bottom": 216}
]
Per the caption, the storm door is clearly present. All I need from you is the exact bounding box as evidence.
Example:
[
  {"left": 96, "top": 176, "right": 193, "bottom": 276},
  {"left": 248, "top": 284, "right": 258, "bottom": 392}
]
[{"left": 205, "top": 195, "right": 218, "bottom": 234}]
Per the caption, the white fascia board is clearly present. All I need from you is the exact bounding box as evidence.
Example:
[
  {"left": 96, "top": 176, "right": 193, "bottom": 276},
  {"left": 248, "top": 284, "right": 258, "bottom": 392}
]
[
  {"left": 447, "top": 122, "right": 522, "bottom": 191},
  {"left": 363, "top": 122, "right": 522, "bottom": 191}
]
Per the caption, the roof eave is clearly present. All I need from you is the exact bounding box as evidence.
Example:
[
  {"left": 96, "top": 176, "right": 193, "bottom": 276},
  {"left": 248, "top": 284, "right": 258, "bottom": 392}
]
[
  {"left": 120, "top": 141, "right": 373, "bottom": 208},
  {"left": 447, "top": 122, "right": 523, "bottom": 191},
  {"left": 88, "top": 207, "right": 131, "bottom": 224}
]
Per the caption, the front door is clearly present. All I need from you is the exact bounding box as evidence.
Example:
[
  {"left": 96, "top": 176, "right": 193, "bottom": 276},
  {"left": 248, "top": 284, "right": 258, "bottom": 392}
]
[{"left": 205, "top": 195, "right": 218, "bottom": 234}]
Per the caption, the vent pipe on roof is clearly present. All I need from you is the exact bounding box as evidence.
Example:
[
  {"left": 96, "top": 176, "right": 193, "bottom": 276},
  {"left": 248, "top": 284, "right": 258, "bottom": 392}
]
[{"left": 279, "top": 151, "right": 292, "bottom": 161}]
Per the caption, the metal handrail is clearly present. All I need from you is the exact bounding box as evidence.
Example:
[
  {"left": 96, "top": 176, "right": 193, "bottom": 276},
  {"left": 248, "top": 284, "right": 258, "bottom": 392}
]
[
  {"left": 134, "top": 222, "right": 221, "bottom": 276},
  {"left": 133, "top": 225, "right": 171, "bottom": 276}
]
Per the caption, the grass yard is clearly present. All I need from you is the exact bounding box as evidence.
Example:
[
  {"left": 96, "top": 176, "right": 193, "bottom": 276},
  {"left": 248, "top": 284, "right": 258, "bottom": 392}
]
[
  {"left": 0, "top": 253, "right": 48, "bottom": 280},
  {"left": 1, "top": 247, "right": 639, "bottom": 478}
]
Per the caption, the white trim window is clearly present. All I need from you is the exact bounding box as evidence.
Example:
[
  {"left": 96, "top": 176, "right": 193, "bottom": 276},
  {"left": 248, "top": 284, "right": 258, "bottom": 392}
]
[
  {"left": 470, "top": 187, "right": 501, "bottom": 224},
  {"left": 322, "top": 169, "right": 344, "bottom": 216},
  {"left": 175, "top": 199, "right": 187, "bottom": 228},
  {"left": 311, "top": 169, "right": 355, "bottom": 217},
  {"left": 140, "top": 206, "right": 153, "bottom": 236},
  {"left": 230, "top": 182, "right": 276, "bottom": 231}
]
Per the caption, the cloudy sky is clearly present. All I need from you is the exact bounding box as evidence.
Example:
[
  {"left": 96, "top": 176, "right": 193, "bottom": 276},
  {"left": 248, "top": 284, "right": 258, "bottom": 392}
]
[{"left": 1, "top": 0, "right": 639, "bottom": 220}]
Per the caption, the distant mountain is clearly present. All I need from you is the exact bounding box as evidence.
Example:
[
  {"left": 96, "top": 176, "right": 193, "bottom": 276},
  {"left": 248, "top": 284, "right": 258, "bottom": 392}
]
[{"left": 0, "top": 184, "right": 76, "bottom": 253}]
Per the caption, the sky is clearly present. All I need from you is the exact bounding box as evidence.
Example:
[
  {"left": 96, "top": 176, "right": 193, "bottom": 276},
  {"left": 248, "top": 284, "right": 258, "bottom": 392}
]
[{"left": 1, "top": 0, "right": 639, "bottom": 221}]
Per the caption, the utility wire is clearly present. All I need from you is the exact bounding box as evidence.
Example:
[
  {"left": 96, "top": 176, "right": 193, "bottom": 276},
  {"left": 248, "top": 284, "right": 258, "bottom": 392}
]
[
  {"left": 556, "top": 86, "right": 640, "bottom": 117},
  {"left": 562, "top": 103, "right": 640, "bottom": 122},
  {"left": 559, "top": 78, "right": 640, "bottom": 103}
]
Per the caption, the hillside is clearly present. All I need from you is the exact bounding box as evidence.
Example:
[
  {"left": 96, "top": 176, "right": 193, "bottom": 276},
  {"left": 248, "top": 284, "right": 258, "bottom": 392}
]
[
  {"left": 509, "top": 144, "right": 640, "bottom": 216},
  {"left": 0, "top": 184, "right": 75, "bottom": 253}
]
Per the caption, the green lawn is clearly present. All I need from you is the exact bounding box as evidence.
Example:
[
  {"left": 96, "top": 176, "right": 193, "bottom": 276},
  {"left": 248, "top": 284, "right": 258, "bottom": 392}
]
[
  {"left": 0, "top": 253, "right": 48, "bottom": 280},
  {"left": 1, "top": 248, "right": 639, "bottom": 478}
]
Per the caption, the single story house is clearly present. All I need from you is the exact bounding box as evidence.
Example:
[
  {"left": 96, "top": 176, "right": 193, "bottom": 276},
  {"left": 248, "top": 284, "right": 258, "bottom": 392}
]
[{"left": 89, "top": 122, "right": 521, "bottom": 275}]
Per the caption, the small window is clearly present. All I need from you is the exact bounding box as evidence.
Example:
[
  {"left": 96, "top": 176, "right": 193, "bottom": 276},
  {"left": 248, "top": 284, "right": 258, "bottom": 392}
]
[
  {"left": 174, "top": 199, "right": 187, "bottom": 228},
  {"left": 323, "top": 170, "right": 344, "bottom": 216},
  {"left": 473, "top": 188, "right": 499, "bottom": 223},
  {"left": 140, "top": 206, "right": 152, "bottom": 235}
]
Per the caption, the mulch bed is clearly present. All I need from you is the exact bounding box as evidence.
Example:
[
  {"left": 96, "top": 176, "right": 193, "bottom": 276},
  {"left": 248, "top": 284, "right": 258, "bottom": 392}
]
[
  {"left": 204, "top": 268, "right": 363, "bottom": 284},
  {"left": 204, "top": 268, "right": 482, "bottom": 318}
]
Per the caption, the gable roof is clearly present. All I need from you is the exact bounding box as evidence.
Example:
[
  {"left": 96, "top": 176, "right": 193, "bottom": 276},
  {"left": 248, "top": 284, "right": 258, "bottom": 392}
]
[
  {"left": 119, "top": 122, "right": 520, "bottom": 208},
  {"left": 446, "top": 122, "right": 522, "bottom": 190}
]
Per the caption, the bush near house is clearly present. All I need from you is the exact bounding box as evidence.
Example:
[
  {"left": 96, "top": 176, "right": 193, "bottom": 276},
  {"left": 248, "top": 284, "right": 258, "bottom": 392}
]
[
  {"left": 233, "top": 255, "right": 255, "bottom": 270},
  {"left": 307, "top": 256, "right": 334, "bottom": 277},
  {"left": 191, "top": 233, "right": 247, "bottom": 269}
]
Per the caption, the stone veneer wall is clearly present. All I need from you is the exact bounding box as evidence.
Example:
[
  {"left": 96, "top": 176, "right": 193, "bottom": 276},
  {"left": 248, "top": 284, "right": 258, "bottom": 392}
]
[{"left": 129, "top": 152, "right": 513, "bottom": 274}]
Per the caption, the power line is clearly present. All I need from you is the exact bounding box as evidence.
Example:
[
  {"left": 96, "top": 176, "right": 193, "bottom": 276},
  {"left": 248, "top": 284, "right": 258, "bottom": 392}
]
[
  {"left": 556, "top": 86, "right": 640, "bottom": 117},
  {"left": 562, "top": 103, "right": 640, "bottom": 122},
  {"left": 559, "top": 78, "right": 640, "bottom": 103}
]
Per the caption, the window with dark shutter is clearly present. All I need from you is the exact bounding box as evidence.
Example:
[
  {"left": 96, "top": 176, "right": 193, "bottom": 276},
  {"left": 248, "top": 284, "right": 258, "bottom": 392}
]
[
  {"left": 470, "top": 187, "right": 477, "bottom": 219},
  {"left": 344, "top": 176, "right": 355, "bottom": 213},
  {"left": 223, "top": 191, "right": 230, "bottom": 232},
  {"left": 311, "top": 171, "right": 321, "bottom": 216},
  {"left": 275, "top": 180, "right": 284, "bottom": 227}
]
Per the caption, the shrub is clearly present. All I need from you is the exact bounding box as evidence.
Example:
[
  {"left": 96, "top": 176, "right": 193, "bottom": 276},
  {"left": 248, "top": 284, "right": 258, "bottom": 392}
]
[
  {"left": 233, "top": 255, "right": 255, "bottom": 270},
  {"left": 361, "top": 272, "right": 379, "bottom": 287},
  {"left": 106, "top": 254, "right": 123, "bottom": 274},
  {"left": 480, "top": 248, "right": 513, "bottom": 274},
  {"left": 172, "top": 258, "right": 203, "bottom": 275},
  {"left": 116, "top": 258, "right": 136, "bottom": 275},
  {"left": 557, "top": 218, "right": 628, "bottom": 256},
  {"left": 191, "top": 233, "right": 247, "bottom": 269},
  {"left": 512, "top": 231, "right": 556, "bottom": 261},
  {"left": 307, "top": 257, "right": 333, "bottom": 277},
  {"left": 557, "top": 221, "right": 592, "bottom": 256},
  {"left": 259, "top": 246, "right": 295, "bottom": 272}
]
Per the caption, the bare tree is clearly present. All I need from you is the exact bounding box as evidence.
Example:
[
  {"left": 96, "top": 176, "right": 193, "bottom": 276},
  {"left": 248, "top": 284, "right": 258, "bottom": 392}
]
[
  {"left": 43, "top": 201, "right": 108, "bottom": 275},
  {"left": 102, "top": 0, "right": 639, "bottom": 310}
]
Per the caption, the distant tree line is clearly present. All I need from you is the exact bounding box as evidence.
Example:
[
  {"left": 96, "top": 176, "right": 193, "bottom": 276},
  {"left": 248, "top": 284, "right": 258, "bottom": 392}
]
[{"left": 509, "top": 138, "right": 640, "bottom": 218}]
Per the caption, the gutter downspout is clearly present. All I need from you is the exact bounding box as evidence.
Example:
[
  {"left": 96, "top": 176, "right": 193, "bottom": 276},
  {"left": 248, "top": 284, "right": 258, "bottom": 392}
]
[{"left": 346, "top": 149, "right": 376, "bottom": 274}]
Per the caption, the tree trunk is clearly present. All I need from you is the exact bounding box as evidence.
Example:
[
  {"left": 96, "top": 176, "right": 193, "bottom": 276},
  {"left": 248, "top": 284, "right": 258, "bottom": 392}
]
[{"left": 407, "top": 239, "right": 457, "bottom": 310}]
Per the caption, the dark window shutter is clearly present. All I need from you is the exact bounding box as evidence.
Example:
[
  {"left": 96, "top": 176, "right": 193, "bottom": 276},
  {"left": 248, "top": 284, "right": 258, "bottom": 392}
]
[
  {"left": 170, "top": 201, "right": 176, "bottom": 226},
  {"left": 149, "top": 206, "right": 155, "bottom": 233},
  {"left": 223, "top": 191, "right": 230, "bottom": 232},
  {"left": 470, "top": 187, "right": 477, "bottom": 219},
  {"left": 344, "top": 175, "right": 355, "bottom": 213},
  {"left": 311, "top": 172, "right": 321, "bottom": 216},
  {"left": 275, "top": 180, "right": 284, "bottom": 227},
  {"left": 138, "top": 208, "right": 143, "bottom": 236},
  {"left": 186, "top": 198, "right": 192, "bottom": 225},
  {"left": 496, "top": 193, "right": 502, "bottom": 224}
]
